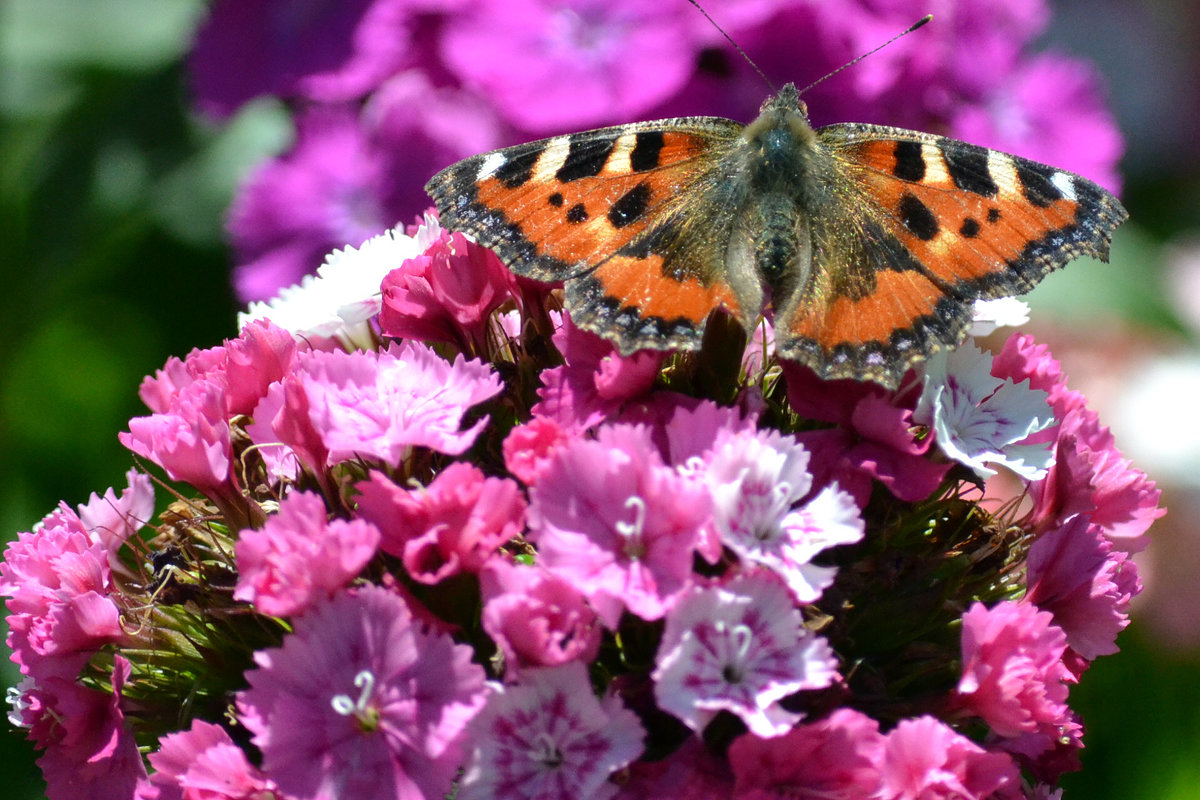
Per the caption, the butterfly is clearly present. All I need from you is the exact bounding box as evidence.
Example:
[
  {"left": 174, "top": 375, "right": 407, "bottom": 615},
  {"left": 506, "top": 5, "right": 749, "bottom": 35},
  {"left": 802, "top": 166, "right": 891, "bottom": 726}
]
[{"left": 425, "top": 82, "right": 1127, "bottom": 387}]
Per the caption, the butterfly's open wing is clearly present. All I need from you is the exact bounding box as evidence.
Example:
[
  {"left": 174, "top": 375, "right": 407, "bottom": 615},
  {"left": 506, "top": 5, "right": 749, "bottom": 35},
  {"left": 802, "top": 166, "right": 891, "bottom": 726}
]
[
  {"left": 426, "top": 120, "right": 757, "bottom": 353},
  {"left": 774, "top": 123, "right": 1128, "bottom": 386}
]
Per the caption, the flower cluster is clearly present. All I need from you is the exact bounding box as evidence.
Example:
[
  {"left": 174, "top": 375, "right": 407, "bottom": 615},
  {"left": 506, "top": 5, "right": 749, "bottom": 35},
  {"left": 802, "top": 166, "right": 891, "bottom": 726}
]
[
  {"left": 191, "top": 0, "right": 1125, "bottom": 302},
  {"left": 3, "top": 216, "right": 1159, "bottom": 800}
]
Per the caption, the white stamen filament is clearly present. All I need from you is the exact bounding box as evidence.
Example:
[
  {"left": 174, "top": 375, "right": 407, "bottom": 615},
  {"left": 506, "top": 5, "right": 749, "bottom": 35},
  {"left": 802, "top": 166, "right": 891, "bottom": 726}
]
[
  {"left": 527, "top": 731, "right": 565, "bottom": 768},
  {"left": 722, "top": 623, "right": 754, "bottom": 684},
  {"left": 615, "top": 495, "right": 647, "bottom": 557},
  {"left": 331, "top": 669, "right": 377, "bottom": 723}
]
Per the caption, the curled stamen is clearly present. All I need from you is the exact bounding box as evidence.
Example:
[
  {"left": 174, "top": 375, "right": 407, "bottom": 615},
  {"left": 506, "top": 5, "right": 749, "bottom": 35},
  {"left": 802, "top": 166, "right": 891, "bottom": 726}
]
[
  {"left": 331, "top": 669, "right": 377, "bottom": 727},
  {"left": 614, "top": 495, "right": 648, "bottom": 558},
  {"left": 527, "top": 731, "right": 564, "bottom": 768}
]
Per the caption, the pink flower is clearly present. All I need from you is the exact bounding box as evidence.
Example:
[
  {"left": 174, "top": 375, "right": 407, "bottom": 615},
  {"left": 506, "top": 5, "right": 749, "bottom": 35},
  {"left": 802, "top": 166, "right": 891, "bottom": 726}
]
[
  {"left": 1, "top": 506, "right": 124, "bottom": 682},
  {"left": 503, "top": 416, "right": 568, "bottom": 485},
  {"left": 785, "top": 364, "right": 950, "bottom": 505},
  {"left": 705, "top": 428, "right": 864, "bottom": 602},
  {"left": 480, "top": 558, "right": 602, "bottom": 676},
  {"left": 120, "top": 379, "right": 233, "bottom": 492},
  {"left": 956, "top": 602, "right": 1075, "bottom": 745},
  {"left": 270, "top": 340, "right": 503, "bottom": 468},
  {"left": 533, "top": 318, "right": 661, "bottom": 432},
  {"left": 354, "top": 464, "right": 526, "bottom": 583},
  {"left": 139, "top": 719, "right": 276, "bottom": 800},
  {"left": 237, "top": 585, "right": 489, "bottom": 800},
  {"left": 29, "top": 657, "right": 147, "bottom": 800},
  {"left": 441, "top": 0, "right": 699, "bottom": 132},
  {"left": 1025, "top": 516, "right": 1139, "bottom": 662},
  {"left": 234, "top": 491, "right": 380, "bottom": 617},
  {"left": 728, "top": 708, "right": 885, "bottom": 799},
  {"left": 877, "top": 716, "right": 1019, "bottom": 800},
  {"left": 379, "top": 229, "right": 518, "bottom": 351},
  {"left": 616, "top": 738, "right": 734, "bottom": 800},
  {"left": 528, "top": 424, "right": 710, "bottom": 626},
  {"left": 457, "top": 661, "right": 645, "bottom": 800},
  {"left": 76, "top": 468, "right": 154, "bottom": 557},
  {"left": 653, "top": 571, "right": 838, "bottom": 737},
  {"left": 992, "top": 334, "right": 1164, "bottom": 548}
]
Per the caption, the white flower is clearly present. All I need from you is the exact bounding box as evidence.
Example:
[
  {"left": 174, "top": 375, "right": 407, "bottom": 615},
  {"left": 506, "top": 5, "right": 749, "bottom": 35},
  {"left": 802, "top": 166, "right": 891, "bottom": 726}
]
[
  {"left": 237, "top": 218, "right": 437, "bottom": 349},
  {"left": 915, "top": 341, "right": 1055, "bottom": 480},
  {"left": 970, "top": 297, "right": 1031, "bottom": 337}
]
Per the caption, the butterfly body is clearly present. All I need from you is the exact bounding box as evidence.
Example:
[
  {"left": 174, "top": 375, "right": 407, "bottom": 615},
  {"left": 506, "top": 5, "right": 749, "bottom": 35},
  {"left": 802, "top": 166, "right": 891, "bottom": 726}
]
[{"left": 426, "top": 83, "right": 1127, "bottom": 387}]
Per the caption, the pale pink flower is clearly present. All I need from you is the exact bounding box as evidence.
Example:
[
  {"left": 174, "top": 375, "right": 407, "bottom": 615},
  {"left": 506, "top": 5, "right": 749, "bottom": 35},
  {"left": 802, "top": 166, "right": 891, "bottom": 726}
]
[
  {"left": 76, "top": 469, "right": 154, "bottom": 556},
  {"left": 458, "top": 662, "right": 645, "bottom": 800},
  {"left": 877, "top": 716, "right": 1019, "bottom": 800},
  {"left": 528, "top": 424, "right": 710, "bottom": 626},
  {"left": 354, "top": 464, "right": 526, "bottom": 583},
  {"left": 139, "top": 719, "right": 276, "bottom": 800},
  {"left": 705, "top": 428, "right": 864, "bottom": 602},
  {"left": 272, "top": 340, "right": 502, "bottom": 468},
  {"left": 915, "top": 341, "right": 1055, "bottom": 480},
  {"left": 653, "top": 571, "right": 838, "bottom": 737},
  {"left": 480, "top": 558, "right": 602, "bottom": 676},
  {"left": 234, "top": 491, "right": 380, "bottom": 617},
  {"left": 237, "top": 585, "right": 488, "bottom": 800},
  {"left": 728, "top": 708, "right": 885, "bottom": 799}
]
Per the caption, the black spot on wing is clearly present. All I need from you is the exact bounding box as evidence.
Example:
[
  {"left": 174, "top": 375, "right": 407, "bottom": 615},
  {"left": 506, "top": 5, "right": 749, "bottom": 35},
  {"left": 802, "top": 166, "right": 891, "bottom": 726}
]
[
  {"left": 494, "top": 153, "right": 537, "bottom": 189},
  {"left": 548, "top": 192, "right": 564, "bottom": 207},
  {"left": 959, "top": 217, "right": 980, "bottom": 238},
  {"left": 899, "top": 193, "right": 939, "bottom": 240},
  {"left": 944, "top": 144, "right": 998, "bottom": 197},
  {"left": 893, "top": 140, "right": 926, "bottom": 182},
  {"left": 630, "top": 131, "right": 666, "bottom": 172},
  {"left": 566, "top": 204, "right": 589, "bottom": 223},
  {"left": 556, "top": 136, "right": 617, "bottom": 182},
  {"left": 608, "top": 183, "right": 651, "bottom": 229}
]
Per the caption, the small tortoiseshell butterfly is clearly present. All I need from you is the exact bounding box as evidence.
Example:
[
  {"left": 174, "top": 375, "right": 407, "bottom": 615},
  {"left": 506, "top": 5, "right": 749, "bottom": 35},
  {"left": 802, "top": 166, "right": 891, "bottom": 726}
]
[{"left": 426, "top": 81, "right": 1127, "bottom": 387}]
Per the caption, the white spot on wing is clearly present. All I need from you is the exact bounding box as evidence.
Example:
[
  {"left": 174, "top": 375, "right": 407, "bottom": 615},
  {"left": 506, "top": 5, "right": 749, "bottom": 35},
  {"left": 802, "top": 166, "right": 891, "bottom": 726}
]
[
  {"left": 477, "top": 152, "right": 507, "bottom": 179},
  {"left": 922, "top": 143, "right": 950, "bottom": 185},
  {"left": 987, "top": 150, "right": 1019, "bottom": 195},
  {"left": 1051, "top": 171, "right": 1077, "bottom": 201},
  {"left": 531, "top": 136, "right": 573, "bottom": 183}
]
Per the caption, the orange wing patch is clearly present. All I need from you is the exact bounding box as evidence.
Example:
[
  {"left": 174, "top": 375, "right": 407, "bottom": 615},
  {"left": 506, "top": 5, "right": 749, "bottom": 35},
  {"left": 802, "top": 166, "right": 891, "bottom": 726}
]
[
  {"left": 589, "top": 251, "right": 741, "bottom": 326},
  {"left": 788, "top": 268, "right": 944, "bottom": 349}
]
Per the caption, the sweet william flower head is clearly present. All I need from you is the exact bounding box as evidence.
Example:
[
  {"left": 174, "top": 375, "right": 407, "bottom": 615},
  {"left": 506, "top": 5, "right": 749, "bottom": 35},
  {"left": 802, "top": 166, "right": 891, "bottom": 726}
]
[
  {"left": 458, "top": 661, "right": 645, "bottom": 800},
  {"left": 237, "top": 585, "right": 488, "bottom": 800},
  {"left": 653, "top": 570, "right": 838, "bottom": 738}
]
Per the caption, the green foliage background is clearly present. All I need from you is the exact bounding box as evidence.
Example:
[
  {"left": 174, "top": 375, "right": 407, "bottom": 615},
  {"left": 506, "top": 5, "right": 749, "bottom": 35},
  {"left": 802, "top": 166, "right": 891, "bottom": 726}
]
[{"left": 0, "top": 1, "right": 1196, "bottom": 797}]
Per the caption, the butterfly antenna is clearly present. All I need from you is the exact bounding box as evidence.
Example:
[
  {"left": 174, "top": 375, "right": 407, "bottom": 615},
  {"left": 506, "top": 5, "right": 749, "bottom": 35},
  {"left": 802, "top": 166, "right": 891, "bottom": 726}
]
[
  {"left": 683, "top": 0, "right": 775, "bottom": 92},
  {"left": 796, "top": 14, "right": 932, "bottom": 97}
]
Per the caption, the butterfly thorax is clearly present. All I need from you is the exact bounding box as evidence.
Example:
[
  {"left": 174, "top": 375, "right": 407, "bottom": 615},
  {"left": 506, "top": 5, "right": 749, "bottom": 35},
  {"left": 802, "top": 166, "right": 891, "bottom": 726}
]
[{"left": 733, "top": 83, "right": 825, "bottom": 294}]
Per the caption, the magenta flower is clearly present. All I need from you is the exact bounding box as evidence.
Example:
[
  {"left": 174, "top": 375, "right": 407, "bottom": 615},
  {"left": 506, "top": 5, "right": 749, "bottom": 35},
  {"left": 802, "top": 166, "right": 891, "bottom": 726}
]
[
  {"left": 354, "top": 463, "right": 526, "bottom": 583},
  {"left": 653, "top": 571, "right": 838, "bottom": 737},
  {"left": 458, "top": 661, "right": 645, "bottom": 800},
  {"left": 189, "top": 0, "right": 415, "bottom": 118},
  {"left": 877, "top": 716, "right": 1019, "bottom": 800},
  {"left": 26, "top": 657, "right": 146, "bottom": 800},
  {"left": 139, "top": 719, "right": 276, "bottom": 800},
  {"left": 705, "top": 428, "right": 864, "bottom": 602},
  {"left": 441, "top": 0, "right": 698, "bottom": 132},
  {"left": 120, "top": 379, "right": 233, "bottom": 494},
  {"left": 234, "top": 491, "right": 380, "bottom": 617},
  {"left": 785, "top": 365, "right": 950, "bottom": 505},
  {"left": 528, "top": 423, "right": 711, "bottom": 626},
  {"left": 728, "top": 708, "right": 885, "bottom": 799},
  {"left": 237, "top": 585, "right": 488, "bottom": 800},
  {"left": 379, "top": 228, "right": 519, "bottom": 352},
  {"left": 269, "top": 340, "right": 502, "bottom": 468},
  {"left": 479, "top": 558, "right": 602, "bottom": 676},
  {"left": 1025, "top": 516, "right": 1139, "bottom": 662},
  {"left": 956, "top": 602, "right": 1075, "bottom": 748}
]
